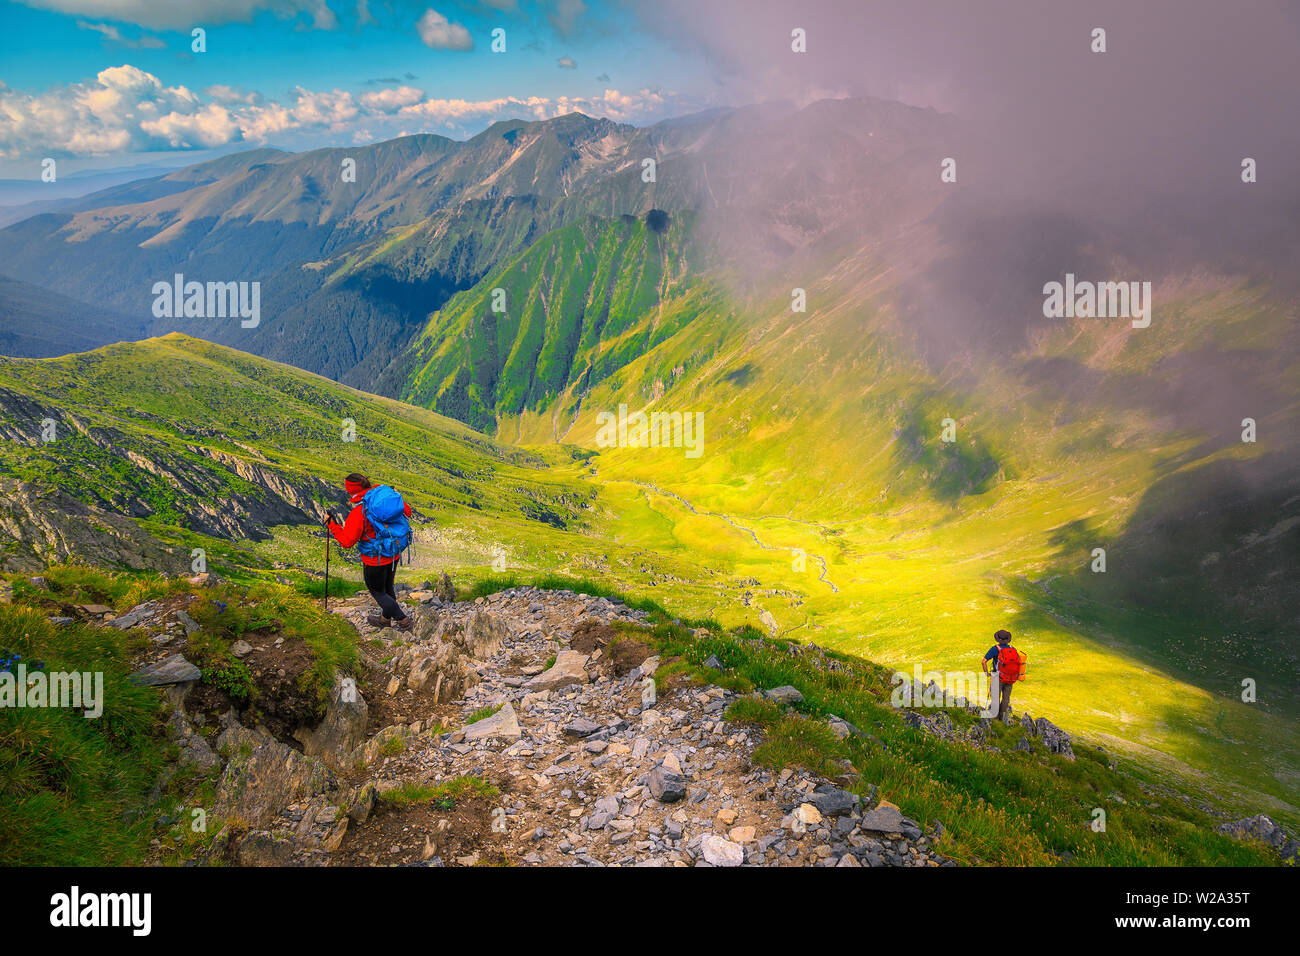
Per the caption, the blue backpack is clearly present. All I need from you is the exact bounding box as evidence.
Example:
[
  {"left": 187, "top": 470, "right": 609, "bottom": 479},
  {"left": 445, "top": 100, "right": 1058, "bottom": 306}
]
[{"left": 359, "top": 485, "right": 410, "bottom": 560}]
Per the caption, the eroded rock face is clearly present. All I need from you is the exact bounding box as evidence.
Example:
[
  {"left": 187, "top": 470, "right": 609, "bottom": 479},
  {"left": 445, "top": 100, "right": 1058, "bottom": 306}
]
[
  {"left": 296, "top": 674, "right": 369, "bottom": 770},
  {"left": 0, "top": 478, "right": 178, "bottom": 573},
  {"left": 1021, "top": 715, "right": 1075, "bottom": 760},
  {"left": 214, "top": 722, "right": 340, "bottom": 830},
  {"left": 0, "top": 386, "right": 335, "bottom": 565}
]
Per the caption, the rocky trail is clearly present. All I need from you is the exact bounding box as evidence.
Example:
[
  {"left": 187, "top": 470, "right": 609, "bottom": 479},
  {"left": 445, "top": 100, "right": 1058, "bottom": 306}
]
[{"left": 135, "top": 581, "right": 950, "bottom": 867}]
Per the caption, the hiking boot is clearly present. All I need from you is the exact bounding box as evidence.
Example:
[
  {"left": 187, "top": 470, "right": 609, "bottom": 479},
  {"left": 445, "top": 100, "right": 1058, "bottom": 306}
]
[
  {"left": 367, "top": 612, "right": 391, "bottom": 629},
  {"left": 393, "top": 615, "right": 415, "bottom": 633}
]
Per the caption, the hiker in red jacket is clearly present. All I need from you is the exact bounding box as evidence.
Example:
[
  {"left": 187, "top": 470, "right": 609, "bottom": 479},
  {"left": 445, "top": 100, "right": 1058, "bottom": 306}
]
[{"left": 326, "top": 472, "right": 414, "bottom": 632}]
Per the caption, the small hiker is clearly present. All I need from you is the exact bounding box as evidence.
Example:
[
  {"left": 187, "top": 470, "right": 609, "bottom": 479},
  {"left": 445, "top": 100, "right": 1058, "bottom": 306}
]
[
  {"left": 326, "top": 472, "right": 414, "bottom": 632},
  {"left": 981, "top": 629, "right": 1025, "bottom": 721}
]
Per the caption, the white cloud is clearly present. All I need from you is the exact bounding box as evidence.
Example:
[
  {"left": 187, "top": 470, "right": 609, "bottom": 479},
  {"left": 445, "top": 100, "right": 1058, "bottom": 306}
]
[
  {"left": 0, "top": 63, "right": 694, "bottom": 159},
  {"left": 287, "top": 87, "right": 359, "bottom": 128},
  {"left": 18, "top": 1, "right": 337, "bottom": 31},
  {"left": 205, "top": 84, "right": 262, "bottom": 105},
  {"left": 140, "top": 102, "right": 240, "bottom": 148},
  {"left": 557, "top": 56, "right": 577, "bottom": 69},
  {"left": 360, "top": 85, "right": 425, "bottom": 113},
  {"left": 416, "top": 8, "right": 473, "bottom": 50}
]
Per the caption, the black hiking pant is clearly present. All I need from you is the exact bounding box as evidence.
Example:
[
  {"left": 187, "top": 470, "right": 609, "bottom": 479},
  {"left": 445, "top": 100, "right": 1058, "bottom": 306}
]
[{"left": 363, "top": 561, "right": 407, "bottom": 621}]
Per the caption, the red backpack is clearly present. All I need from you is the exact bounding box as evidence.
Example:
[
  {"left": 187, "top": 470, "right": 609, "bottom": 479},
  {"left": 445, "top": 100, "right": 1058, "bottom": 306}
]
[{"left": 997, "top": 645, "right": 1027, "bottom": 683}]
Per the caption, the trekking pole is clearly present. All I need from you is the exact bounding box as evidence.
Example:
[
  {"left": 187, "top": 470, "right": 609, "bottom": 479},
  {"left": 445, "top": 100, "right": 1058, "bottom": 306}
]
[{"left": 323, "top": 519, "right": 332, "bottom": 612}]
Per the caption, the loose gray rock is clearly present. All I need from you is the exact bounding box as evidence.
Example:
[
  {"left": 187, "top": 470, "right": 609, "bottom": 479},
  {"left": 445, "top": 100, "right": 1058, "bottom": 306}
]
[
  {"left": 131, "top": 653, "right": 201, "bottom": 686},
  {"left": 765, "top": 685, "right": 804, "bottom": 705},
  {"left": 700, "top": 834, "right": 744, "bottom": 866},
  {"left": 647, "top": 766, "right": 688, "bottom": 803}
]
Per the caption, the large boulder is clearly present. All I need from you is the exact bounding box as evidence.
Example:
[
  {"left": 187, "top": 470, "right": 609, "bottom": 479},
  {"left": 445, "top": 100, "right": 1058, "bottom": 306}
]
[
  {"left": 700, "top": 834, "right": 744, "bottom": 866},
  {"left": 460, "top": 610, "right": 508, "bottom": 659},
  {"left": 858, "top": 801, "right": 906, "bottom": 834},
  {"left": 107, "top": 601, "right": 158, "bottom": 630},
  {"left": 461, "top": 701, "right": 521, "bottom": 742},
  {"left": 764, "top": 685, "right": 804, "bottom": 705},
  {"left": 647, "top": 765, "right": 688, "bottom": 803},
  {"left": 526, "top": 649, "right": 589, "bottom": 692},
  {"left": 393, "top": 626, "right": 479, "bottom": 703},
  {"left": 809, "top": 785, "right": 860, "bottom": 816},
  {"left": 1021, "top": 714, "right": 1075, "bottom": 760}
]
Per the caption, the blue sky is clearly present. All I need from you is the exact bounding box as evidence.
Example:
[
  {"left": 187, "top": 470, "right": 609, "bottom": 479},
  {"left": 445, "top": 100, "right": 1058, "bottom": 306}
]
[{"left": 0, "top": 0, "right": 722, "bottom": 174}]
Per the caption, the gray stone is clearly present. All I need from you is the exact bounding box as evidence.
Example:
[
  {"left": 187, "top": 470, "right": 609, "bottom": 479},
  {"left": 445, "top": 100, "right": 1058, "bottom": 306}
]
[
  {"left": 564, "top": 718, "right": 601, "bottom": 737},
  {"left": 108, "top": 601, "right": 156, "bottom": 629},
  {"left": 594, "top": 795, "right": 620, "bottom": 816},
  {"left": 131, "top": 653, "right": 201, "bottom": 686},
  {"left": 526, "top": 650, "right": 589, "bottom": 692},
  {"left": 764, "top": 685, "right": 804, "bottom": 704},
  {"left": 1216, "top": 814, "right": 1299, "bottom": 861},
  {"left": 858, "top": 803, "right": 907, "bottom": 834},
  {"left": 296, "top": 674, "right": 369, "bottom": 769},
  {"left": 647, "top": 766, "right": 688, "bottom": 803},
  {"left": 700, "top": 834, "right": 744, "bottom": 867},
  {"left": 810, "top": 786, "right": 860, "bottom": 816},
  {"left": 462, "top": 702, "right": 522, "bottom": 741}
]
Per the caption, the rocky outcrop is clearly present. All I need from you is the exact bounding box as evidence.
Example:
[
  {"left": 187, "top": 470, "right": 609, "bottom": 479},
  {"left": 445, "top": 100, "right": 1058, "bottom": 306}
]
[
  {"left": 460, "top": 702, "right": 521, "bottom": 741},
  {"left": 0, "top": 387, "right": 335, "bottom": 558},
  {"left": 1020, "top": 714, "right": 1075, "bottom": 760},
  {"left": 131, "top": 653, "right": 202, "bottom": 686},
  {"left": 527, "top": 649, "right": 590, "bottom": 692},
  {"left": 0, "top": 478, "right": 178, "bottom": 573},
  {"left": 387, "top": 616, "right": 481, "bottom": 704},
  {"left": 1215, "top": 814, "right": 1299, "bottom": 862}
]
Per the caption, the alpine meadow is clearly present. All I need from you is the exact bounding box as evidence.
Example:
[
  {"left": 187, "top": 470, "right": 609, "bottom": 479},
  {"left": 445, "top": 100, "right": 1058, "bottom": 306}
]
[{"left": 0, "top": 0, "right": 1298, "bottom": 913}]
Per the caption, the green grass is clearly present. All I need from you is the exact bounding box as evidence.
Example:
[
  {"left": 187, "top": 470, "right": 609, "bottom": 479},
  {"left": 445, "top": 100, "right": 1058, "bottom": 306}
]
[
  {"left": 464, "top": 703, "right": 503, "bottom": 725},
  {"left": 3, "top": 277, "right": 1296, "bottom": 865},
  {"left": 187, "top": 580, "right": 361, "bottom": 715},
  {"left": 381, "top": 775, "right": 499, "bottom": 809},
  {"left": 0, "top": 602, "right": 169, "bottom": 865}
]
